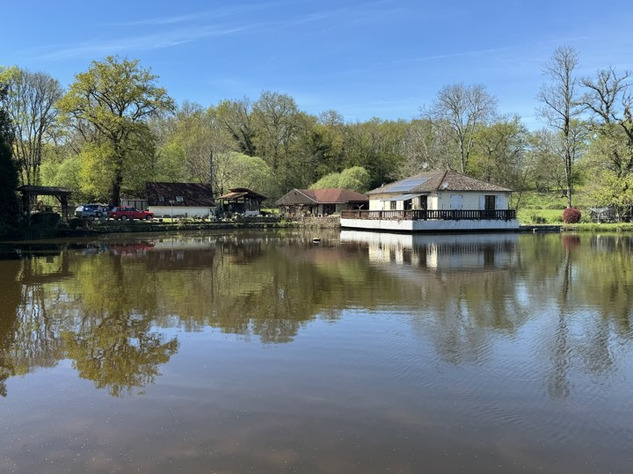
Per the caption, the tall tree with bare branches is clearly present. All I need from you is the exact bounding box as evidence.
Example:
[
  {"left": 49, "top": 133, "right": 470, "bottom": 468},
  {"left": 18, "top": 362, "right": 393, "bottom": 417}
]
[
  {"left": 0, "top": 67, "right": 63, "bottom": 186},
  {"left": 425, "top": 83, "right": 498, "bottom": 173},
  {"left": 581, "top": 67, "right": 633, "bottom": 218},
  {"left": 537, "top": 46, "right": 585, "bottom": 208}
]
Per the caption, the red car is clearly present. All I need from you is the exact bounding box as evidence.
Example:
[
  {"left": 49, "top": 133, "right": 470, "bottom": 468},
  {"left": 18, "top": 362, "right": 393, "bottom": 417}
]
[{"left": 107, "top": 206, "right": 154, "bottom": 220}]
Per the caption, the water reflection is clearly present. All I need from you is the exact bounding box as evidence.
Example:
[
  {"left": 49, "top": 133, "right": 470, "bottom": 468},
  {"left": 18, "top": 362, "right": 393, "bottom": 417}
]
[
  {"left": 341, "top": 231, "right": 528, "bottom": 367},
  {"left": 340, "top": 230, "right": 518, "bottom": 270},
  {"left": 1, "top": 231, "right": 633, "bottom": 473},
  {"left": 344, "top": 232, "right": 632, "bottom": 409},
  {"left": 0, "top": 231, "right": 632, "bottom": 402}
]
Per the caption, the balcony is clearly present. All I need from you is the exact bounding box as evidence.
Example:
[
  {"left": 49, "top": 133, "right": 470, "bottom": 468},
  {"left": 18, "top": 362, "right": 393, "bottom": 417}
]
[{"left": 340, "top": 209, "right": 517, "bottom": 221}]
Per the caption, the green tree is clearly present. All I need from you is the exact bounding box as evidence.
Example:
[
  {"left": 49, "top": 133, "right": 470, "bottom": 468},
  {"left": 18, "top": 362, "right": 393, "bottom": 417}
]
[
  {"left": 470, "top": 117, "right": 529, "bottom": 190},
  {"left": 152, "top": 141, "right": 187, "bottom": 182},
  {"left": 581, "top": 68, "right": 633, "bottom": 218},
  {"left": 215, "top": 152, "right": 277, "bottom": 198},
  {"left": 40, "top": 151, "right": 83, "bottom": 199},
  {"left": 57, "top": 56, "right": 174, "bottom": 205},
  {"left": 154, "top": 102, "right": 219, "bottom": 181},
  {"left": 0, "top": 85, "right": 20, "bottom": 234},
  {"left": 0, "top": 66, "right": 63, "bottom": 186},
  {"left": 214, "top": 97, "right": 257, "bottom": 156},
  {"left": 525, "top": 129, "right": 567, "bottom": 193},
  {"left": 309, "top": 110, "right": 346, "bottom": 177},
  {"left": 252, "top": 91, "right": 315, "bottom": 190},
  {"left": 311, "top": 172, "right": 342, "bottom": 189},
  {"left": 343, "top": 118, "right": 406, "bottom": 188},
  {"left": 311, "top": 166, "right": 371, "bottom": 192}
]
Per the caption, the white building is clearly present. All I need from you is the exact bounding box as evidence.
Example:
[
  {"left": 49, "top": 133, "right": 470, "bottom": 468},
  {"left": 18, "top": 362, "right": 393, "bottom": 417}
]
[
  {"left": 145, "top": 182, "right": 215, "bottom": 218},
  {"left": 340, "top": 170, "right": 519, "bottom": 233}
]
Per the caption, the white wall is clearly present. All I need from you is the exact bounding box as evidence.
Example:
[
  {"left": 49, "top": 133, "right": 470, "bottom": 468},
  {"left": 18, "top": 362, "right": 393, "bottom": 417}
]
[
  {"left": 370, "top": 191, "right": 511, "bottom": 211},
  {"left": 426, "top": 192, "right": 510, "bottom": 210},
  {"left": 149, "top": 206, "right": 213, "bottom": 218}
]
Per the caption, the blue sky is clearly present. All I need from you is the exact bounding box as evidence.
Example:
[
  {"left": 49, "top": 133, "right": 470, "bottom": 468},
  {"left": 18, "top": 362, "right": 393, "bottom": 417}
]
[{"left": 3, "top": 1, "right": 632, "bottom": 127}]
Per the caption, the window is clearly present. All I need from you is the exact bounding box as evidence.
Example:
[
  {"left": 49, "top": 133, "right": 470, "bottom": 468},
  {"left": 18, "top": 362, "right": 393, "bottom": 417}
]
[
  {"left": 484, "top": 195, "right": 496, "bottom": 210},
  {"left": 390, "top": 201, "right": 397, "bottom": 210},
  {"left": 450, "top": 194, "right": 463, "bottom": 210},
  {"left": 158, "top": 196, "right": 165, "bottom": 202},
  {"left": 176, "top": 196, "right": 184, "bottom": 202}
]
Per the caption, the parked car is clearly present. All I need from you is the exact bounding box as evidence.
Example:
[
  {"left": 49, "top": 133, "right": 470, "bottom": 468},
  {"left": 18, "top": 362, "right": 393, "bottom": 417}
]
[
  {"left": 107, "top": 206, "right": 154, "bottom": 220},
  {"left": 75, "top": 204, "right": 108, "bottom": 219}
]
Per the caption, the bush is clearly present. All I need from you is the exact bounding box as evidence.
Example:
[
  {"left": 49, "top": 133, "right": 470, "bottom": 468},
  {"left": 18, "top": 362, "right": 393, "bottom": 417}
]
[
  {"left": 68, "top": 217, "right": 85, "bottom": 229},
  {"left": 562, "top": 207, "right": 582, "bottom": 224},
  {"left": 30, "top": 212, "right": 61, "bottom": 227}
]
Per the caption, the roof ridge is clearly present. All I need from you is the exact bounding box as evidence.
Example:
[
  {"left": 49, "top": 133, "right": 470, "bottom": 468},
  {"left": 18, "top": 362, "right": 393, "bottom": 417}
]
[
  {"left": 435, "top": 169, "right": 449, "bottom": 191},
  {"left": 295, "top": 189, "right": 318, "bottom": 203}
]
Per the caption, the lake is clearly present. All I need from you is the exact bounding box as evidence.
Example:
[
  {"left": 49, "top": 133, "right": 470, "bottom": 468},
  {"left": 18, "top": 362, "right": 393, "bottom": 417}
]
[{"left": 0, "top": 230, "right": 632, "bottom": 473}]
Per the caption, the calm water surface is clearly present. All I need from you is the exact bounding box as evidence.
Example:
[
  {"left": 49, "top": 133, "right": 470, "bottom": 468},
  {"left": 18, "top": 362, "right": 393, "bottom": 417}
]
[{"left": 0, "top": 230, "right": 632, "bottom": 473}]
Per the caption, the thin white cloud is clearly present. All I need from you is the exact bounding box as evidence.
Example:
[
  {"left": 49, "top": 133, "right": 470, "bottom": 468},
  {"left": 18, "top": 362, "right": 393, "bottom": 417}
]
[
  {"left": 34, "top": 0, "right": 404, "bottom": 62},
  {"left": 108, "top": 12, "right": 212, "bottom": 27},
  {"left": 38, "top": 24, "right": 253, "bottom": 60},
  {"left": 107, "top": 0, "right": 309, "bottom": 27}
]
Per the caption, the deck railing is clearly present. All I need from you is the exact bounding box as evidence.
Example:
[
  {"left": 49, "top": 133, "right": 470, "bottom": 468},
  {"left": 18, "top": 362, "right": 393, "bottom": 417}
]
[{"left": 340, "top": 209, "right": 517, "bottom": 221}]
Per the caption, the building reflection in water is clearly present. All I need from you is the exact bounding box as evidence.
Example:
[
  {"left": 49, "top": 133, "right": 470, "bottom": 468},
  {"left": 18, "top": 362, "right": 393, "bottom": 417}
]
[{"left": 340, "top": 230, "right": 518, "bottom": 272}]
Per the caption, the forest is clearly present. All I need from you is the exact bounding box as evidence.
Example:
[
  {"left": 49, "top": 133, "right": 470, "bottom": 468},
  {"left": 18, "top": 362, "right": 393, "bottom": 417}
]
[{"left": 1, "top": 46, "right": 633, "bottom": 222}]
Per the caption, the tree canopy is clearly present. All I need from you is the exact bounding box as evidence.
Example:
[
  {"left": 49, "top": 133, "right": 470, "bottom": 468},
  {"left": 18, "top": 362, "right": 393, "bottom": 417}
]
[
  {"left": 0, "top": 85, "right": 20, "bottom": 235},
  {"left": 57, "top": 56, "right": 174, "bottom": 204},
  {"left": 2, "top": 47, "right": 632, "bottom": 220}
]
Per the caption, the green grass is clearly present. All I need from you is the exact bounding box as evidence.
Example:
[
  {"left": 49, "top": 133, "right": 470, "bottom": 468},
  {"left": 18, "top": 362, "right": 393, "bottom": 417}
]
[
  {"left": 561, "top": 223, "right": 633, "bottom": 232},
  {"left": 516, "top": 191, "right": 595, "bottom": 224},
  {"left": 517, "top": 208, "right": 564, "bottom": 224}
]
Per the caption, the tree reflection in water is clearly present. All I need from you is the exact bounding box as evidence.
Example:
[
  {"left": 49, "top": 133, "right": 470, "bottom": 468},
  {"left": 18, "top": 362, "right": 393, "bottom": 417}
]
[{"left": 0, "top": 231, "right": 631, "bottom": 400}]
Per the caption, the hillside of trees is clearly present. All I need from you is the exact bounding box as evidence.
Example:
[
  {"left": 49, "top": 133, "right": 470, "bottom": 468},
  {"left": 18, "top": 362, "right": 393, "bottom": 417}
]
[{"left": 1, "top": 46, "right": 632, "bottom": 221}]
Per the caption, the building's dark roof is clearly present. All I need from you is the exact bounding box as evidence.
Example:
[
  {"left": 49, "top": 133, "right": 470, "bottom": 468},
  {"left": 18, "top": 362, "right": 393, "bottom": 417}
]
[
  {"left": 367, "top": 170, "right": 512, "bottom": 195},
  {"left": 276, "top": 188, "right": 369, "bottom": 206},
  {"left": 17, "top": 185, "right": 72, "bottom": 196},
  {"left": 145, "top": 182, "right": 215, "bottom": 207},
  {"left": 218, "top": 188, "right": 268, "bottom": 201}
]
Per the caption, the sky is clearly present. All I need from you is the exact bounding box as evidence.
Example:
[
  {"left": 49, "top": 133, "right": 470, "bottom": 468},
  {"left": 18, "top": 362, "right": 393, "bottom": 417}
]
[{"left": 3, "top": 0, "right": 632, "bottom": 128}]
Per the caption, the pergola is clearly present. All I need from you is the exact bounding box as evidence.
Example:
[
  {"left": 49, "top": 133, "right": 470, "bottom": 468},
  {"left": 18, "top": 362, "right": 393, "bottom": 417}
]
[
  {"left": 17, "top": 185, "right": 73, "bottom": 222},
  {"left": 217, "top": 188, "right": 268, "bottom": 215}
]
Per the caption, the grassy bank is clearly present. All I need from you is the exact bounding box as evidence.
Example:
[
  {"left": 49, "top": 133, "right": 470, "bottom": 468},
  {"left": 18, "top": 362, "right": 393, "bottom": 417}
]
[
  {"left": 517, "top": 191, "right": 603, "bottom": 225},
  {"left": 561, "top": 223, "right": 633, "bottom": 233}
]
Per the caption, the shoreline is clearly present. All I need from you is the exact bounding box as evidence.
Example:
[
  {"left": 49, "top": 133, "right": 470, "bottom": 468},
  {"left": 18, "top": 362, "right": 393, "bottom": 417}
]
[{"left": 3, "top": 216, "right": 633, "bottom": 243}]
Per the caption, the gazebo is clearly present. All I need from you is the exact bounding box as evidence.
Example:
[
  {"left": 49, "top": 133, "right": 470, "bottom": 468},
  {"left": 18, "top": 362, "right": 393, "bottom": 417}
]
[
  {"left": 17, "top": 185, "right": 73, "bottom": 221},
  {"left": 217, "top": 188, "right": 268, "bottom": 216}
]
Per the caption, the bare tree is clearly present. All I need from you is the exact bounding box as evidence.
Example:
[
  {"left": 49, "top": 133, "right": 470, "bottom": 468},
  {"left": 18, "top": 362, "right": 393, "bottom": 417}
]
[
  {"left": 424, "top": 83, "right": 497, "bottom": 173},
  {"left": 537, "top": 46, "right": 585, "bottom": 208},
  {"left": 0, "top": 67, "right": 63, "bottom": 186},
  {"left": 581, "top": 68, "right": 633, "bottom": 218},
  {"left": 400, "top": 118, "right": 456, "bottom": 177},
  {"left": 581, "top": 67, "right": 633, "bottom": 176}
]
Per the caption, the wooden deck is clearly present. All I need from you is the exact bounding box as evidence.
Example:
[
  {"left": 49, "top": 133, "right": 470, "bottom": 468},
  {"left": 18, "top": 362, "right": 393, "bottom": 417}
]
[{"left": 341, "top": 209, "right": 517, "bottom": 221}]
